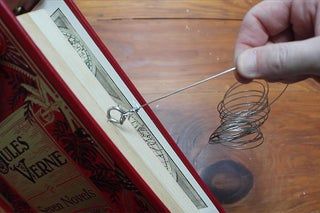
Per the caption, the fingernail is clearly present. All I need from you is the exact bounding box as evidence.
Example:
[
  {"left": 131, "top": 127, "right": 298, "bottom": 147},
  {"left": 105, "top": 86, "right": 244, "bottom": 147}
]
[{"left": 238, "top": 49, "right": 258, "bottom": 78}]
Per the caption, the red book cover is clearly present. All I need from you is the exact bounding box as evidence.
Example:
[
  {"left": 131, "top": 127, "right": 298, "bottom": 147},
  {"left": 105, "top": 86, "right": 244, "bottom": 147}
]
[{"left": 0, "top": 0, "right": 223, "bottom": 212}]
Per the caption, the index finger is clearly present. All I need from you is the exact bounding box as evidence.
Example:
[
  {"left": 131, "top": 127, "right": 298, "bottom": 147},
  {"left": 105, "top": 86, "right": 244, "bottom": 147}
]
[{"left": 234, "top": 0, "right": 292, "bottom": 60}]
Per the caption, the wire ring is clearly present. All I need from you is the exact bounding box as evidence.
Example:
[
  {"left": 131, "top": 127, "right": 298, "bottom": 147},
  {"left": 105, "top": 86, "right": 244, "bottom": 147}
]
[{"left": 107, "top": 106, "right": 129, "bottom": 125}]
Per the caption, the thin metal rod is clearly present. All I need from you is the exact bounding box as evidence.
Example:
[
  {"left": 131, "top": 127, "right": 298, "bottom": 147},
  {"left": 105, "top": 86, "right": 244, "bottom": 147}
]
[
  {"left": 107, "top": 67, "right": 236, "bottom": 124},
  {"left": 135, "top": 67, "right": 236, "bottom": 111}
]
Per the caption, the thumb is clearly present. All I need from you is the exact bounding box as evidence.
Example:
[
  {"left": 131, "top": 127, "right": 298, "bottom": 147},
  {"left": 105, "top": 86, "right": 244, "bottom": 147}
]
[{"left": 236, "top": 37, "right": 320, "bottom": 81}]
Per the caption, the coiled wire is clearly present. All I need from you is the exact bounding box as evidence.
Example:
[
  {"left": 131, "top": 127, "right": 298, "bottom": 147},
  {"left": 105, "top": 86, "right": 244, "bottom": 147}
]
[{"left": 209, "top": 81, "right": 288, "bottom": 149}]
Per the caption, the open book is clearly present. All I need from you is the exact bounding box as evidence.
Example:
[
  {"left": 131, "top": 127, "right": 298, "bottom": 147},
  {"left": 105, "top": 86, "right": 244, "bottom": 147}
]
[{"left": 0, "top": 0, "right": 222, "bottom": 212}]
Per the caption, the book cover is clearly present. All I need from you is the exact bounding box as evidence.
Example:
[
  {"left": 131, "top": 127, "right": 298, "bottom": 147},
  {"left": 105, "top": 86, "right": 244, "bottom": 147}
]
[{"left": 0, "top": 1, "right": 164, "bottom": 212}]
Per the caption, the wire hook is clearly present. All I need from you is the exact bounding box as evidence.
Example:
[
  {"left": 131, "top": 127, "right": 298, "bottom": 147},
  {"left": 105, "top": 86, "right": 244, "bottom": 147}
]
[{"left": 107, "top": 106, "right": 139, "bottom": 125}]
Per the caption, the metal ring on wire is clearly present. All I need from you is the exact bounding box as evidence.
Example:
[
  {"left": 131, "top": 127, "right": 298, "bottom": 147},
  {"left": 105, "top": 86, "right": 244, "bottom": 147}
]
[{"left": 107, "top": 106, "right": 131, "bottom": 125}]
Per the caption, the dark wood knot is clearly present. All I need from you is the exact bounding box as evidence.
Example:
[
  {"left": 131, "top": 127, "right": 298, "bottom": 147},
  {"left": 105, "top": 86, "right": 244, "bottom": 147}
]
[{"left": 201, "top": 160, "right": 253, "bottom": 204}]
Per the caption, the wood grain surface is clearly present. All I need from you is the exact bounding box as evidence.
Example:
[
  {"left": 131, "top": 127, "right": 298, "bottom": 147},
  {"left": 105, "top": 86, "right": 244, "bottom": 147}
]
[{"left": 75, "top": 1, "right": 320, "bottom": 212}]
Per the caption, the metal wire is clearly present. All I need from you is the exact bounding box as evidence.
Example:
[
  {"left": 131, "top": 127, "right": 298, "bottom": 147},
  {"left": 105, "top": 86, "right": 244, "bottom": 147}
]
[
  {"left": 209, "top": 81, "right": 288, "bottom": 149},
  {"left": 107, "top": 67, "right": 236, "bottom": 125},
  {"left": 106, "top": 65, "right": 288, "bottom": 150}
]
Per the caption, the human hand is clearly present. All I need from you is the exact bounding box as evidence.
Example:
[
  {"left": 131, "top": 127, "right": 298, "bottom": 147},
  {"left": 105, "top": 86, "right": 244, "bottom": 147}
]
[{"left": 234, "top": 0, "right": 320, "bottom": 83}]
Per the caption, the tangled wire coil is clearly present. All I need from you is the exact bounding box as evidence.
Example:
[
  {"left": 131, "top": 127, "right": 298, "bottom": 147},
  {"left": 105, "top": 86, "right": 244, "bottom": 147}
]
[{"left": 209, "top": 81, "right": 287, "bottom": 149}]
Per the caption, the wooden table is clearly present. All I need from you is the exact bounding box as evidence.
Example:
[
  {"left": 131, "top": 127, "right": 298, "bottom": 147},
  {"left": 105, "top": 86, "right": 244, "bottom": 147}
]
[{"left": 75, "top": 1, "right": 320, "bottom": 212}]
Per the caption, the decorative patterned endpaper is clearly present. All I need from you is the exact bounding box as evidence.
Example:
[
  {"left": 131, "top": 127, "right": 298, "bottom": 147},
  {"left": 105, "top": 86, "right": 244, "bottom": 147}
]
[{"left": 51, "top": 8, "right": 206, "bottom": 208}]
